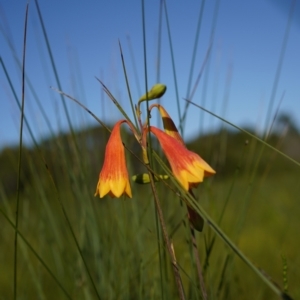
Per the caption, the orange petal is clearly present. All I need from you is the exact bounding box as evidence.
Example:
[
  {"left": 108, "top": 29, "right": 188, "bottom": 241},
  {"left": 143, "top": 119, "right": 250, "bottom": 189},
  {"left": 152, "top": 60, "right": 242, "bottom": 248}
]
[
  {"left": 150, "top": 126, "right": 215, "bottom": 190},
  {"left": 95, "top": 120, "right": 132, "bottom": 198}
]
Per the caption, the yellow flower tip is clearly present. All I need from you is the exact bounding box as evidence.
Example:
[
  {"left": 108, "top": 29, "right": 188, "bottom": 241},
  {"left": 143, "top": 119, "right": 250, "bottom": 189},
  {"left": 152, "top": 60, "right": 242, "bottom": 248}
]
[
  {"left": 96, "top": 171, "right": 132, "bottom": 199},
  {"left": 95, "top": 120, "right": 132, "bottom": 199},
  {"left": 204, "top": 169, "right": 216, "bottom": 177},
  {"left": 149, "top": 126, "right": 215, "bottom": 190},
  {"left": 97, "top": 169, "right": 132, "bottom": 199},
  {"left": 109, "top": 178, "right": 132, "bottom": 198},
  {"left": 178, "top": 167, "right": 205, "bottom": 190},
  {"left": 94, "top": 181, "right": 100, "bottom": 197},
  {"left": 194, "top": 157, "right": 216, "bottom": 177},
  {"left": 124, "top": 184, "right": 132, "bottom": 198},
  {"left": 106, "top": 186, "right": 132, "bottom": 198}
]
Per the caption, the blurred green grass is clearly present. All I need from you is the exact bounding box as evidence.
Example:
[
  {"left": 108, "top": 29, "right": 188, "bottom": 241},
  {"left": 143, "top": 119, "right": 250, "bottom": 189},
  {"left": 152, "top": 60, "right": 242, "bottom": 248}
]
[{"left": 1, "top": 126, "right": 299, "bottom": 299}]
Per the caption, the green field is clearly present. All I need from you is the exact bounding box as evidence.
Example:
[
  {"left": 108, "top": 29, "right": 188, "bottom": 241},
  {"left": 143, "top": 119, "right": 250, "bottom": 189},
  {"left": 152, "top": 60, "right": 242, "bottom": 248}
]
[{"left": 1, "top": 125, "right": 299, "bottom": 299}]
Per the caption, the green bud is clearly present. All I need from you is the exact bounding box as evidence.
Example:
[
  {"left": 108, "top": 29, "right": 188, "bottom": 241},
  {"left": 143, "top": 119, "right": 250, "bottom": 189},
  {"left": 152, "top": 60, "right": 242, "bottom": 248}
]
[
  {"left": 139, "top": 84, "right": 167, "bottom": 102},
  {"left": 132, "top": 173, "right": 169, "bottom": 184}
]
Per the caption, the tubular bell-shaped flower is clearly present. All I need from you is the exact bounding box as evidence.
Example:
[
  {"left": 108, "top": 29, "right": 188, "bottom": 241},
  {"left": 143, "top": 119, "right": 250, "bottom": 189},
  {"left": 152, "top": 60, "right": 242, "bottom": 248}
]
[
  {"left": 147, "top": 106, "right": 215, "bottom": 231},
  {"left": 95, "top": 120, "right": 132, "bottom": 198},
  {"left": 149, "top": 126, "right": 216, "bottom": 191},
  {"left": 94, "top": 85, "right": 215, "bottom": 231},
  {"left": 94, "top": 82, "right": 215, "bottom": 232}
]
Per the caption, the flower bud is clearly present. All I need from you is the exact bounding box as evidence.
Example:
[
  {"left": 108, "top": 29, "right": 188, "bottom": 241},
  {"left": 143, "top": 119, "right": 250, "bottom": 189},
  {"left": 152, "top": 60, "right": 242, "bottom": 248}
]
[
  {"left": 139, "top": 84, "right": 167, "bottom": 102},
  {"left": 132, "top": 173, "right": 169, "bottom": 184}
]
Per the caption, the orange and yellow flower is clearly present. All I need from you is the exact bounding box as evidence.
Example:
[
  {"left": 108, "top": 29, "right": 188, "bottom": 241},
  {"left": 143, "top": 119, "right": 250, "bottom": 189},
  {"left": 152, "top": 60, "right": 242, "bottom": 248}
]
[
  {"left": 95, "top": 84, "right": 215, "bottom": 232},
  {"left": 94, "top": 120, "right": 132, "bottom": 198},
  {"left": 149, "top": 126, "right": 215, "bottom": 191},
  {"left": 148, "top": 124, "right": 215, "bottom": 231}
]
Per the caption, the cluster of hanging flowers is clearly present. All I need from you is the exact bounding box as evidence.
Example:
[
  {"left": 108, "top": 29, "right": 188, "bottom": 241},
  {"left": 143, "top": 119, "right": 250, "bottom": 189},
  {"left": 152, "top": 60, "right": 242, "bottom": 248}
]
[{"left": 94, "top": 84, "right": 216, "bottom": 231}]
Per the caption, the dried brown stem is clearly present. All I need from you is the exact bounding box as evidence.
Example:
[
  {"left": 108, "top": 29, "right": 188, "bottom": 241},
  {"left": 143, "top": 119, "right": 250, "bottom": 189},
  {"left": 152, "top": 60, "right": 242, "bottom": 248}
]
[
  {"left": 191, "top": 228, "right": 207, "bottom": 300},
  {"left": 148, "top": 171, "right": 186, "bottom": 300}
]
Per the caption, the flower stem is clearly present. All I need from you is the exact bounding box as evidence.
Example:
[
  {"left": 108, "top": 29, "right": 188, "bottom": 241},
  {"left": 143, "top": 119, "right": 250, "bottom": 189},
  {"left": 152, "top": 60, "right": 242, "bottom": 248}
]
[
  {"left": 148, "top": 171, "right": 186, "bottom": 300},
  {"left": 190, "top": 228, "right": 207, "bottom": 300}
]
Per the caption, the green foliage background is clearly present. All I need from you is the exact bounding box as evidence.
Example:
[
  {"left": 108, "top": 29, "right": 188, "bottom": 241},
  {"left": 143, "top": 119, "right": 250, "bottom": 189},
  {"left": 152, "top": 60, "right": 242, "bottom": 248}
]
[{"left": 1, "top": 122, "right": 300, "bottom": 299}]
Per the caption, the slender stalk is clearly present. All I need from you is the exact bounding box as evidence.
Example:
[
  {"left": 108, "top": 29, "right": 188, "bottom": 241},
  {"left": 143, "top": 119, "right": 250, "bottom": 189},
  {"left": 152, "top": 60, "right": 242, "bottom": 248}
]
[
  {"left": 95, "top": 78, "right": 135, "bottom": 128},
  {"left": 51, "top": 87, "right": 109, "bottom": 131},
  {"left": 140, "top": 2, "right": 165, "bottom": 298},
  {"left": 180, "top": 0, "right": 207, "bottom": 132},
  {"left": 180, "top": 43, "right": 212, "bottom": 131},
  {"left": 183, "top": 189, "right": 290, "bottom": 299},
  {"left": 185, "top": 100, "right": 300, "bottom": 168},
  {"left": 162, "top": 0, "right": 182, "bottom": 134},
  {"left": 155, "top": 0, "right": 163, "bottom": 84},
  {"left": 43, "top": 161, "right": 102, "bottom": 299},
  {"left": 188, "top": 189, "right": 208, "bottom": 299},
  {"left": 14, "top": 5, "right": 28, "bottom": 299},
  {"left": 204, "top": 139, "right": 248, "bottom": 272},
  {"left": 0, "top": 207, "right": 72, "bottom": 299},
  {"left": 185, "top": 0, "right": 206, "bottom": 99},
  {"left": 126, "top": 35, "right": 142, "bottom": 96},
  {"left": 148, "top": 171, "right": 186, "bottom": 300},
  {"left": 0, "top": 57, "right": 40, "bottom": 148},
  {"left": 263, "top": 0, "right": 295, "bottom": 138},
  {"left": 118, "top": 41, "right": 139, "bottom": 130},
  {"left": 190, "top": 229, "right": 207, "bottom": 300},
  {"left": 151, "top": 150, "right": 293, "bottom": 299},
  {"left": 0, "top": 22, "right": 55, "bottom": 136},
  {"left": 154, "top": 203, "right": 165, "bottom": 300},
  {"left": 34, "top": 0, "right": 73, "bottom": 131},
  {"left": 198, "top": 0, "right": 221, "bottom": 135}
]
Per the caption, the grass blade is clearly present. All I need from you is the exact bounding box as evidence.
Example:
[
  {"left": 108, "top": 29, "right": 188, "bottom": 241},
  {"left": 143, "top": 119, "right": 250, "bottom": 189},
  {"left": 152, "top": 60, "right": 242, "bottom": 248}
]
[{"left": 14, "top": 5, "right": 28, "bottom": 299}]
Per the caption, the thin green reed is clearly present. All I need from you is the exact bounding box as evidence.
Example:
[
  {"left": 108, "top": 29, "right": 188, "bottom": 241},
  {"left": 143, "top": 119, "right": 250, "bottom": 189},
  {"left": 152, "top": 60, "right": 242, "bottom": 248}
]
[
  {"left": 33, "top": 0, "right": 94, "bottom": 218},
  {"left": 185, "top": 0, "right": 206, "bottom": 100},
  {"left": 217, "top": 2, "right": 295, "bottom": 270},
  {"left": 0, "top": 57, "right": 40, "bottom": 148},
  {"left": 249, "top": 0, "right": 296, "bottom": 184},
  {"left": 33, "top": 3, "right": 102, "bottom": 297},
  {"left": 162, "top": 0, "right": 182, "bottom": 134},
  {"left": 1, "top": 37, "right": 86, "bottom": 299},
  {"left": 150, "top": 140, "right": 294, "bottom": 299},
  {"left": 0, "top": 206, "right": 72, "bottom": 299},
  {"left": 14, "top": 5, "right": 28, "bottom": 299},
  {"left": 10, "top": 4, "right": 100, "bottom": 299},
  {"left": 185, "top": 100, "right": 300, "bottom": 169},
  {"left": 126, "top": 35, "right": 142, "bottom": 97},
  {"left": 118, "top": 41, "right": 139, "bottom": 130},
  {"left": 141, "top": 1, "right": 166, "bottom": 299},
  {"left": 155, "top": 0, "right": 163, "bottom": 84},
  {"left": 180, "top": 0, "right": 206, "bottom": 133},
  {"left": 33, "top": 0, "right": 73, "bottom": 133},
  {"left": 263, "top": 0, "right": 296, "bottom": 139},
  {"left": 155, "top": 1, "right": 174, "bottom": 297},
  {"left": 203, "top": 139, "right": 250, "bottom": 273},
  {"left": 199, "top": 0, "right": 221, "bottom": 136},
  {"left": 0, "top": 28, "right": 55, "bottom": 136},
  {"left": 161, "top": 3, "right": 211, "bottom": 296}
]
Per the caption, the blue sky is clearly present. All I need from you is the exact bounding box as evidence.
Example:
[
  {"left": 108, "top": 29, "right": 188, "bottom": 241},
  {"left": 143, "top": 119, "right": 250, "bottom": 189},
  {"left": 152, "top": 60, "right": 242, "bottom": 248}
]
[{"left": 0, "top": 0, "right": 299, "bottom": 148}]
